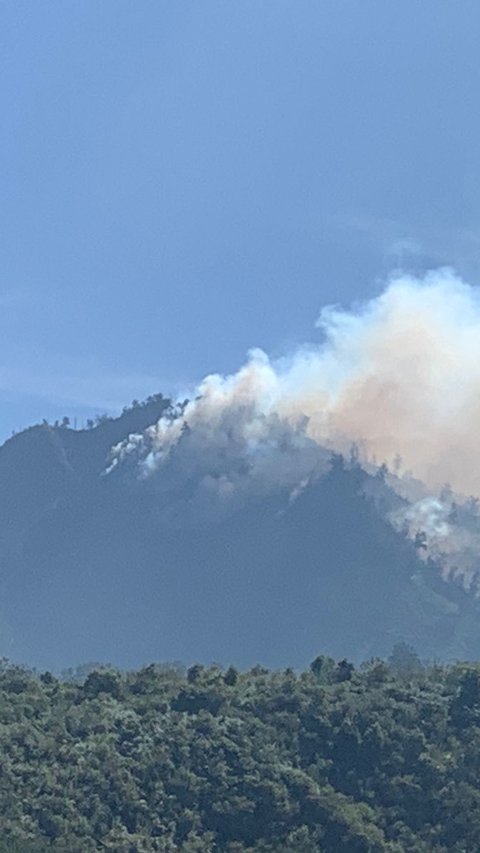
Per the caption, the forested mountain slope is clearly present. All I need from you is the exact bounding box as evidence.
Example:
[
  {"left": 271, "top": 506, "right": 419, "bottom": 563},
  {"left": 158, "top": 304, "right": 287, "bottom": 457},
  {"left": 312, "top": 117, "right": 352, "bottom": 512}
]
[{"left": 0, "top": 398, "right": 478, "bottom": 670}]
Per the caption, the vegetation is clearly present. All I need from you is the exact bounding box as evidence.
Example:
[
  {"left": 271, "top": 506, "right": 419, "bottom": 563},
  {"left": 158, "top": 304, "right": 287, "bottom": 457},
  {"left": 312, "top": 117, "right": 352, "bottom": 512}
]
[
  {"left": 0, "top": 651, "right": 478, "bottom": 850},
  {"left": 3, "top": 397, "right": 480, "bottom": 671}
]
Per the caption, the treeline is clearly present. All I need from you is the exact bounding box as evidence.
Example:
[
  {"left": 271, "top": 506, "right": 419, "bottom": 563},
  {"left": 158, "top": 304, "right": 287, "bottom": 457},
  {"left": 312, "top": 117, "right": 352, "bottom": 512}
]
[
  {"left": 9, "top": 392, "right": 169, "bottom": 437},
  {"left": 0, "top": 649, "right": 478, "bottom": 851}
]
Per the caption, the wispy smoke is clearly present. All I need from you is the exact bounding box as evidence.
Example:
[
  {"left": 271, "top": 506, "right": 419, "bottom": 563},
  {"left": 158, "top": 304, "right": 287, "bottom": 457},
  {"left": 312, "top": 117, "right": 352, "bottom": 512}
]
[
  {"left": 108, "top": 269, "right": 480, "bottom": 502},
  {"left": 390, "top": 495, "right": 480, "bottom": 592}
]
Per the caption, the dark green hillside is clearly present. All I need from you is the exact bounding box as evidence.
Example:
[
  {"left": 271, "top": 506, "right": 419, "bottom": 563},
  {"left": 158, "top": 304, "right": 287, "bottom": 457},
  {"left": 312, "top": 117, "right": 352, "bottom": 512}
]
[{"left": 0, "top": 655, "right": 479, "bottom": 851}]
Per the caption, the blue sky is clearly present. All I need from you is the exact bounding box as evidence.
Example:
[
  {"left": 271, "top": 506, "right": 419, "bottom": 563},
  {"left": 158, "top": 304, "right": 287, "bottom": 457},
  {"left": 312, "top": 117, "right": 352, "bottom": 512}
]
[{"left": 1, "top": 0, "right": 479, "bottom": 439}]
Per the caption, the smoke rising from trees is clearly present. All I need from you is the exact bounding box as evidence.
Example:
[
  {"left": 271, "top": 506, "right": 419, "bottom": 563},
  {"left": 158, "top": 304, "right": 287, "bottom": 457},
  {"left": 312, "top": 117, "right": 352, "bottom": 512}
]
[{"left": 110, "top": 269, "right": 480, "bottom": 501}]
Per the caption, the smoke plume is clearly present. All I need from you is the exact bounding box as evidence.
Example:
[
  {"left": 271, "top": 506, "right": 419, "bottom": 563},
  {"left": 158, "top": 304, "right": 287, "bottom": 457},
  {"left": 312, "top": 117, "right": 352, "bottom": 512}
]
[{"left": 109, "top": 269, "right": 480, "bottom": 503}]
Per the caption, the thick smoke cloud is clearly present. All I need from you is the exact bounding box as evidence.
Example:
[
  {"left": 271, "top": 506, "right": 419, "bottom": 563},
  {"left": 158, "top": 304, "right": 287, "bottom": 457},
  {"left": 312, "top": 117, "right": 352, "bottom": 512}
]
[{"left": 109, "top": 269, "right": 480, "bottom": 502}]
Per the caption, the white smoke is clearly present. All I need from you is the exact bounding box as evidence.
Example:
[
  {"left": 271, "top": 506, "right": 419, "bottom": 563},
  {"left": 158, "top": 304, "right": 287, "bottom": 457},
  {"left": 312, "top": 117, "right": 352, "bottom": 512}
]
[
  {"left": 109, "top": 268, "right": 480, "bottom": 501},
  {"left": 390, "top": 496, "right": 480, "bottom": 592},
  {"left": 395, "top": 497, "right": 452, "bottom": 542},
  {"left": 107, "top": 370, "right": 329, "bottom": 515}
]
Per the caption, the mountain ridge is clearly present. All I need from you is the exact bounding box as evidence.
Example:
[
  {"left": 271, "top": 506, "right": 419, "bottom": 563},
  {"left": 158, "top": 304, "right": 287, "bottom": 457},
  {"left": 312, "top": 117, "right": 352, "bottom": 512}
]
[{"left": 0, "top": 394, "right": 478, "bottom": 671}]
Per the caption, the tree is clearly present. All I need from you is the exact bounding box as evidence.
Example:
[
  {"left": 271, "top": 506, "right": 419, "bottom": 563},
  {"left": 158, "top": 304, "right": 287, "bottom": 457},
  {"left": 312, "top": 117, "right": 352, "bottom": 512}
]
[
  {"left": 83, "top": 669, "right": 122, "bottom": 699},
  {"left": 336, "top": 659, "right": 355, "bottom": 682},
  {"left": 224, "top": 666, "right": 238, "bottom": 687},
  {"left": 388, "top": 643, "right": 423, "bottom": 679}
]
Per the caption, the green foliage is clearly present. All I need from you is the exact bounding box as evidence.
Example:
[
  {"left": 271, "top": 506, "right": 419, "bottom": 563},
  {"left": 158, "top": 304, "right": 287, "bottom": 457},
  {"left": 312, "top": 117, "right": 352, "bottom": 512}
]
[{"left": 0, "top": 657, "right": 478, "bottom": 849}]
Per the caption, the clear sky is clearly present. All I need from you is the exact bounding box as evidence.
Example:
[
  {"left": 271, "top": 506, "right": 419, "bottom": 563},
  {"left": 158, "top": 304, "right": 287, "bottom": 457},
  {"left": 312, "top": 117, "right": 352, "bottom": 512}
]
[{"left": 1, "top": 1, "right": 479, "bottom": 439}]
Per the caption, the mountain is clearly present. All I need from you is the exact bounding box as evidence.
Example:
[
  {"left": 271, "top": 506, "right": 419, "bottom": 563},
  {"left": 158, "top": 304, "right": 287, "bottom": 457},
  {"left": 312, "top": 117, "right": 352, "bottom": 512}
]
[{"left": 0, "top": 396, "right": 478, "bottom": 672}]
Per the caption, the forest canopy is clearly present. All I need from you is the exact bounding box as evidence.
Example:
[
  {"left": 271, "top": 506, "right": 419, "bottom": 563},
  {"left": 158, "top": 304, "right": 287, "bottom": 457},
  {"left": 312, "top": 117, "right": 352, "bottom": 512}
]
[{"left": 0, "top": 650, "right": 478, "bottom": 851}]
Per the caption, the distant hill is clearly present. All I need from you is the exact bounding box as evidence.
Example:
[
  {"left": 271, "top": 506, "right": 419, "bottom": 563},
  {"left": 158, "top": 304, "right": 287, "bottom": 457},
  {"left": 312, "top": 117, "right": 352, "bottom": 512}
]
[{"left": 0, "top": 395, "right": 478, "bottom": 671}]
